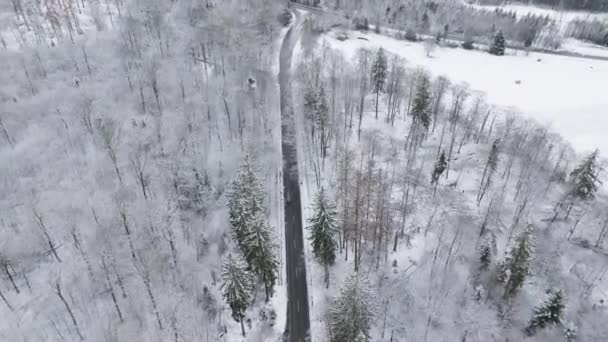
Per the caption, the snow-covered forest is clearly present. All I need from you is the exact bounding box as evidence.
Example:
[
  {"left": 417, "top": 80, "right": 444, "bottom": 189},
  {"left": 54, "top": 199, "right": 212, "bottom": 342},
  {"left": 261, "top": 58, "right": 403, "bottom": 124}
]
[
  {"left": 2, "top": 0, "right": 608, "bottom": 341},
  {"left": 295, "top": 9, "right": 608, "bottom": 342},
  {"left": 0, "top": 0, "right": 288, "bottom": 341}
]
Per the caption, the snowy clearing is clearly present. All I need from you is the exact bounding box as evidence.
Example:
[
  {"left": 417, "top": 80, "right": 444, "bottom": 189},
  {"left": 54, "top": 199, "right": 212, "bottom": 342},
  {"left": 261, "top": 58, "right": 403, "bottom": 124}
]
[{"left": 325, "top": 30, "right": 608, "bottom": 156}]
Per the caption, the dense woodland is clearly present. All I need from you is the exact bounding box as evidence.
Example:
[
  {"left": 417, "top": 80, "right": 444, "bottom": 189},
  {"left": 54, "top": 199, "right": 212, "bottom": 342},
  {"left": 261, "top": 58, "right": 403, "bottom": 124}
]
[
  {"left": 478, "top": 0, "right": 608, "bottom": 12},
  {"left": 296, "top": 33, "right": 608, "bottom": 340},
  {"left": 317, "top": 0, "right": 608, "bottom": 48},
  {"left": 2, "top": 0, "right": 608, "bottom": 341},
  {"left": 0, "top": 0, "right": 287, "bottom": 340}
]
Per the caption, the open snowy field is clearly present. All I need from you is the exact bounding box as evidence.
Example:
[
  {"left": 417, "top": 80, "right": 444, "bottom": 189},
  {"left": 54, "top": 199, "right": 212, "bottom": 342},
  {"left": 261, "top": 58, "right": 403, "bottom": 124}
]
[{"left": 325, "top": 30, "right": 608, "bottom": 157}]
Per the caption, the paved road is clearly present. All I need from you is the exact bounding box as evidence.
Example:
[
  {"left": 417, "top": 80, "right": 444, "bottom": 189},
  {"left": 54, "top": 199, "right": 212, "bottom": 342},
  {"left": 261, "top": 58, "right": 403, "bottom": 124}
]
[{"left": 279, "top": 9, "right": 311, "bottom": 342}]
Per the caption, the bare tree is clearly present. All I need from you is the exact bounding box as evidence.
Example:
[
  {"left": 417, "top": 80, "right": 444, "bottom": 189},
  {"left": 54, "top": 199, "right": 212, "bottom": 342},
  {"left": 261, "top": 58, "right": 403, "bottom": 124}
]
[
  {"left": 101, "top": 255, "right": 124, "bottom": 323},
  {"left": 32, "top": 209, "right": 62, "bottom": 262},
  {"left": 423, "top": 39, "right": 436, "bottom": 57},
  {"left": 130, "top": 146, "right": 150, "bottom": 200},
  {"left": 0, "top": 255, "right": 19, "bottom": 294},
  {"left": 135, "top": 256, "right": 163, "bottom": 330},
  {"left": 55, "top": 279, "right": 84, "bottom": 341},
  {"left": 97, "top": 118, "right": 123, "bottom": 184}
]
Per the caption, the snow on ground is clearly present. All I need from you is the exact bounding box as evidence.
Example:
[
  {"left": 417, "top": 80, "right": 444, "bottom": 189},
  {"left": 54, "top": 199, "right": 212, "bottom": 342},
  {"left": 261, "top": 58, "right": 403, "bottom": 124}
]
[
  {"left": 560, "top": 38, "right": 608, "bottom": 57},
  {"left": 466, "top": 2, "right": 608, "bottom": 31},
  {"left": 325, "top": 30, "right": 608, "bottom": 157},
  {"left": 0, "top": 1, "right": 119, "bottom": 52}
]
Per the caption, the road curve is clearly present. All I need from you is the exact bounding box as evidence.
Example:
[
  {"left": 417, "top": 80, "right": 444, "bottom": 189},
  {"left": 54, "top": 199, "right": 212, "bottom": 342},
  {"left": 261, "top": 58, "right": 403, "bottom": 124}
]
[{"left": 279, "top": 9, "right": 311, "bottom": 342}]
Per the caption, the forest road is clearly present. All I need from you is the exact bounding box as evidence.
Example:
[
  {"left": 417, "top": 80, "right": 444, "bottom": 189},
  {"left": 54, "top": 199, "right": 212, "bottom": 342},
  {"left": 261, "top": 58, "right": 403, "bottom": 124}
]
[{"left": 280, "top": 8, "right": 311, "bottom": 342}]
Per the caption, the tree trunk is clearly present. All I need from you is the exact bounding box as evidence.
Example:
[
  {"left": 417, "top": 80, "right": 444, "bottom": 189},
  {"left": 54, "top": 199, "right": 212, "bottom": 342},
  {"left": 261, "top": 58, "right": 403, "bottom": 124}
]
[{"left": 55, "top": 281, "right": 84, "bottom": 341}]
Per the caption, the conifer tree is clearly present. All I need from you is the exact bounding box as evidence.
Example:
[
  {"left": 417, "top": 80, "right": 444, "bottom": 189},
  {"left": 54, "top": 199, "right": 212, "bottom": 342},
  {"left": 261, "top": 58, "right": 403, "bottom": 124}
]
[
  {"left": 408, "top": 74, "right": 432, "bottom": 149},
  {"left": 490, "top": 30, "right": 506, "bottom": 56},
  {"left": 227, "top": 155, "right": 266, "bottom": 252},
  {"left": 370, "top": 47, "right": 388, "bottom": 119},
  {"left": 569, "top": 149, "right": 601, "bottom": 200},
  {"left": 307, "top": 188, "right": 338, "bottom": 287},
  {"left": 242, "top": 211, "right": 278, "bottom": 302},
  {"left": 431, "top": 151, "right": 448, "bottom": 185},
  {"left": 431, "top": 151, "right": 448, "bottom": 196},
  {"left": 527, "top": 290, "right": 564, "bottom": 335},
  {"left": 477, "top": 139, "right": 500, "bottom": 203},
  {"left": 221, "top": 253, "right": 255, "bottom": 337},
  {"left": 329, "top": 273, "right": 376, "bottom": 342},
  {"left": 411, "top": 74, "right": 432, "bottom": 131},
  {"left": 498, "top": 227, "right": 533, "bottom": 298},
  {"left": 479, "top": 243, "right": 491, "bottom": 271}
]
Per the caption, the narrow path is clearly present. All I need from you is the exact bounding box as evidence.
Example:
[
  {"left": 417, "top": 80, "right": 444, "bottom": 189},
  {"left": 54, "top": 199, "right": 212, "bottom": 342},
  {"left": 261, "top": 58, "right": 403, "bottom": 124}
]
[{"left": 279, "top": 9, "right": 311, "bottom": 342}]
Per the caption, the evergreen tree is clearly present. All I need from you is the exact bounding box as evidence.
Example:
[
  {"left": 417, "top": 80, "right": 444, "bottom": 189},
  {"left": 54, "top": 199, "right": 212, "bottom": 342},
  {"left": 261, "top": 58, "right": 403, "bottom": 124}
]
[
  {"left": 477, "top": 139, "right": 501, "bottom": 203},
  {"left": 569, "top": 149, "right": 601, "bottom": 200},
  {"left": 221, "top": 253, "right": 255, "bottom": 337},
  {"left": 431, "top": 151, "right": 448, "bottom": 185},
  {"left": 307, "top": 188, "right": 338, "bottom": 287},
  {"left": 329, "top": 273, "right": 376, "bottom": 342},
  {"left": 527, "top": 290, "right": 565, "bottom": 335},
  {"left": 227, "top": 155, "right": 266, "bottom": 252},
  {"left": 242, "top": 211, "right": 278, "bottom": 302},
  {"left": 411, "top": 74, "right": 433, "bottom": 131},
  {"left": 498, "top": 227, "right": 533, "bottom": 298},
  {"left": 431, "top": 151, "right": 448, "bottom": 196},
  {"left": 370, "top": 47, "right": 388, "bottom": 119},
  {"left": 479, "top": 243, "right": 492, "bottom": 271},
  {"left": 490, "top": 30, "right": 506, "bottom": 56}
]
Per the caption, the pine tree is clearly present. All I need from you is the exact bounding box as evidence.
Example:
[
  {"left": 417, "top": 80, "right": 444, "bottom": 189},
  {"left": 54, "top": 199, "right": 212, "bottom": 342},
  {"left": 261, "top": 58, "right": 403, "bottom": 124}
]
[
  {"left": 431, "top": 151, "right": 448, "bottom": 185},
  {"left": 498, "top": 227, "right": 533, "bottom": 298},
  {"left": 479, "top": 243, "right": 491, "bottom": 271},
  {"left": 431, "top": 151, "right": 448, "bottom": 196},
  {"left": 329, "top": 273, "right": 376, "bottom": 342},
  {"left": 227, "top": 155, "right": 266, "bottom": 252},
  {"left": 411, "top": 75, "right": 432, "bottom": 131},
  {"left": 221, "top": 253, "right": 255, "bottom": 337},
  {"left": 307, "top": 188, "right": 338, "bottom": 287},
  {"left": 527, "top": 290, "right": 564, "bottom": 335},
  {"left": 569, "top": 149, "right": 601, "bottom": 200},
  {"left": 242, "top": 211, "right": 278, "bottom": 302},
  {"left": 370, "top": 47, "right": 388, "bottom": 119},
  {"left": 477, "top": 139, "right": 500, "bottom": 203},
  {"left": 490, "top": 30, "right": 506, "bottom": 56}
]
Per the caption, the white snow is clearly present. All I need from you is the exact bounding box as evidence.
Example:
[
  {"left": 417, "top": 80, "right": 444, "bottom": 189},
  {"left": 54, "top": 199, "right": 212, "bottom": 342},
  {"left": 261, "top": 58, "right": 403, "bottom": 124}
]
[
  {"left": 560, "top": 38, "right": 608, "bottom": 57},
  {"left": 326, "top": 30, "right": 608, "bottom": 156},
  {"left": 466, "top": 2, "right": 608, "bottom": 31}
]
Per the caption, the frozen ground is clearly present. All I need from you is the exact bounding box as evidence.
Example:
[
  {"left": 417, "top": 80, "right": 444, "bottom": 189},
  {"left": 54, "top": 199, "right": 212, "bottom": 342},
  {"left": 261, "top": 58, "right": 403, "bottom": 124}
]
[
  {"left": 325, "top": 30, "right": 608, "bottom": 157},
  {"left": 0, "top": 1, "right": 288, "bottom": 341},
  {"left": 466, "top": 2, "right": 608, "bottom": 32},
  {"left": 560, "top": 38, "right": 608, "bottom": 57},
  {"left": 294, "top": 25, "right": 608, "bottom": 341}
]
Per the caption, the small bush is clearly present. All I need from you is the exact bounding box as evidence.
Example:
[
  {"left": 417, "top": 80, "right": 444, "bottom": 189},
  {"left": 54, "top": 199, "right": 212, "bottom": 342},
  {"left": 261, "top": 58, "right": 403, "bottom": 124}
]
[{"left": 462, "top": 40, "right": 475, "bottom": 50}]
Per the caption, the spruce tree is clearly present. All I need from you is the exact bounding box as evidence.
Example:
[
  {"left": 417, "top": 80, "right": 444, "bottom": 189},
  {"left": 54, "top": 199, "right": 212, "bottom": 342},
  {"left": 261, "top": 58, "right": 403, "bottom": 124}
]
[
  {"left": 411, "top": 75, "right": 432, "bottom": 131},
  {"left": 477, "top": 139, "right": 500, "bottom": 203},
  {"left": 221, "top": 253, "right": 255, "bottom": 337},
  {"left": 479, "top": 243, "right": 491, "bottom": 271},
  {"left": 227, "top": 155, "right": 266, "bottom": 252},
  {"left": 490, "top": 30, "right": 506, "bottom": 56},
  {"left": 329, "top": 273, "right": 376, "bottom": 342},
  {"left": 569, "top": 149, "right": 601, "bottom": 200},
  {"left": 498, "top": 227, "right": 533, "bottom": 298},
  {"left": 370, "top": 47, "right": 388, "bottom": 119},
  {"left": 431, "top": 151, "right": 448, "bottom": 185},
  {"left": 242, "top": 211, "right": 278, "bottom": 302},
  {"left": 431, "top": 151, "right": 448, "bottom": 196},
  {"left": 307, "top": 188, "right": 338, "bottom": 287},
  {"left": 527, "top": 290, "right": 564, "bottom": 335}
]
